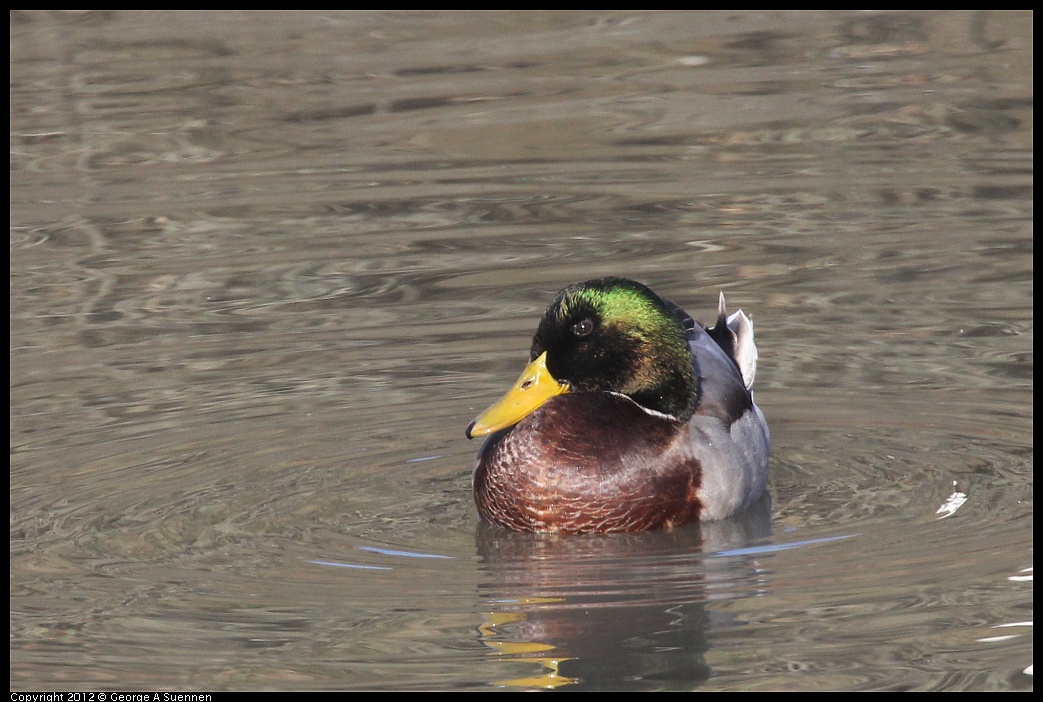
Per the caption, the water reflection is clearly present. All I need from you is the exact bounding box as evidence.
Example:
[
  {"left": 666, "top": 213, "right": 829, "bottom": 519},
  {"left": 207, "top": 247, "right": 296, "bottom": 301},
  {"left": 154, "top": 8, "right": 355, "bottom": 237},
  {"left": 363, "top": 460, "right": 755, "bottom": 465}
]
[{"left": 475, "top": 498, "right": 772, "bottom": 689}]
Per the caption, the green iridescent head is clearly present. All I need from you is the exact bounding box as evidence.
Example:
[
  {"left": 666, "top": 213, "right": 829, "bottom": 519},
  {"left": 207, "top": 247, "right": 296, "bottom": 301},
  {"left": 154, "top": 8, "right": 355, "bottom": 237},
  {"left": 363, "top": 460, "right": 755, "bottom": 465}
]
[{"left": 530, "top": 277, "right": 698, "bottom": 420}]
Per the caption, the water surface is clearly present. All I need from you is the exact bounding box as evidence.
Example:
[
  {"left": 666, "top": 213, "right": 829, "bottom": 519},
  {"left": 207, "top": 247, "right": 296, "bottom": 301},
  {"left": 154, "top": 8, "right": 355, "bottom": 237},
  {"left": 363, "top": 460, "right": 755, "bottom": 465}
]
[{"left": 11, "top": 10, "right": 1032, "bottom": 690}]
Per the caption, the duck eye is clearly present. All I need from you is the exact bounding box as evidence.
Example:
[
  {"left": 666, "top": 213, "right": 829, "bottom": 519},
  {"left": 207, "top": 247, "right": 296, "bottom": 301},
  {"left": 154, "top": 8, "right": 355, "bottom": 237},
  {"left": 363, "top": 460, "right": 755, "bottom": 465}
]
[{"left": 571, "top": 318, "right": 594, "bottom": 337}]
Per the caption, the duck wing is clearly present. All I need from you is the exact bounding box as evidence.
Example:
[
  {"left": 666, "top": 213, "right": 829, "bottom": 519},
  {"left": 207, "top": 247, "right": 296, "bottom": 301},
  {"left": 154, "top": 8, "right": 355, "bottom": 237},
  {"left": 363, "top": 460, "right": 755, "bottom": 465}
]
[{"left": 683, "top": 294, "right": 770, "bottom": 521}]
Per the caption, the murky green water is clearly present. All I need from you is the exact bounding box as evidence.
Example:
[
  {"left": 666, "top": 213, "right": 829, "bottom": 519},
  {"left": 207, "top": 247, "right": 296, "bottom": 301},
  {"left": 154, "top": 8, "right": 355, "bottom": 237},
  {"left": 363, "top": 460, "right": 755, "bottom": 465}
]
[{"left": 11, "top": 11, "right": 1032, "bottom": 690}]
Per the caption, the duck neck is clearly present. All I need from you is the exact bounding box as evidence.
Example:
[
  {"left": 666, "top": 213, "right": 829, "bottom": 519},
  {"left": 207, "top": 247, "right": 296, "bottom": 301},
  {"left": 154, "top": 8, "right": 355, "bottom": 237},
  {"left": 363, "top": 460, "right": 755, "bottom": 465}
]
[{"left": 627, "top": 346, "right": 699, "bottom": 422}]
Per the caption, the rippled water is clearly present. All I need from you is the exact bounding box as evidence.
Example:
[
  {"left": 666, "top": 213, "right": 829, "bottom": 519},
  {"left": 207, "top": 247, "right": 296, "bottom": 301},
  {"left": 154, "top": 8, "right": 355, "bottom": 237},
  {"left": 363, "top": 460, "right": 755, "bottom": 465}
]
[{"left": 11, "top": 11, "right": 1032, "bottom": 691}]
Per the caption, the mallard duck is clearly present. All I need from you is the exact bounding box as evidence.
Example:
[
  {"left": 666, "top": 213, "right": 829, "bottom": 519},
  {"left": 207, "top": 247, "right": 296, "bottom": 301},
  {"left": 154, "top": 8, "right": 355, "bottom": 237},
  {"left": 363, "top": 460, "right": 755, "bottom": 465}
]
[{"left": 465, "top": 277, "right": 769, "bottom": 533}]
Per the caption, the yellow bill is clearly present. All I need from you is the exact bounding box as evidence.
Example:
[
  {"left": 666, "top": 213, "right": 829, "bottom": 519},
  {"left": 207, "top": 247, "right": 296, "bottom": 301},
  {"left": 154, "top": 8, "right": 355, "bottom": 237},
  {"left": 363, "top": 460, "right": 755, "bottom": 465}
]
[{"left": 466, "top": 351, "right": 570, "bottom": 438}]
